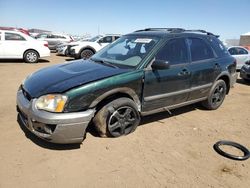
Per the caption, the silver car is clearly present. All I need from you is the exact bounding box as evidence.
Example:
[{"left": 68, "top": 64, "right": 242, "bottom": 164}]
[{"left": 228, "top": 46, "right": 250, "bottom": 70}]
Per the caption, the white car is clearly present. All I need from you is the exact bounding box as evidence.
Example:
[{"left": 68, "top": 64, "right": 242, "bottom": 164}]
[
  {"left": 228, "top": 46, "right": 250, "bottom": 70},
  {"left": 56, "top": 38, "right": 90, "bottom": 56},
  {"left": 0, "top": 30, "right": 50, "bottom": 63},
  {"left": 68, "top": 34, "right": 120, "bottom": 59},
  {"left": 35, "top": 33, "right": 74, "bottom": 51}
]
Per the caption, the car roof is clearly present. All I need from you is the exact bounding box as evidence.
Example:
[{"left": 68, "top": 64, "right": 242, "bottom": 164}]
[
  {"left": 0, "top": 29, "right": 24, "bottom": 35},
  {"left": 126, "top": 28, "right": 219, "bottom": 39}
]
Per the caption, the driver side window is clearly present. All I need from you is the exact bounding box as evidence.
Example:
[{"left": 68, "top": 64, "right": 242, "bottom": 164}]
[
  {"left": 99, "top": 36, "right": 112, "bottom": 43},
  {"left": 155, "top": 38, "right": 188, "bottom": 65}
]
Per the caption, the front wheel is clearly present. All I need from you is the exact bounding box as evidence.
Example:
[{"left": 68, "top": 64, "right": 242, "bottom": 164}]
[
  {"left": 93, "top": 98, "right": 140, "bottom": 137},
  {"left": 24, "top": 50, "right": 39, "bottom": 63},
  {"left": 80, "top": 49, "right": 94, "bottom": 60},
  {"left": 202, "top": 80, "right": 227, "bottom": 110}
]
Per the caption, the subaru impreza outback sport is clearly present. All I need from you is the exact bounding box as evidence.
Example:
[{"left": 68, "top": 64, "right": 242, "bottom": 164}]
[{"left": 16, "top": 28, "right": 237, "bottom": 144}]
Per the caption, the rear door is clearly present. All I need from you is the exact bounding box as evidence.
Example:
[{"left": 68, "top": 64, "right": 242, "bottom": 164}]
[
  {"left": 186, "top": 37, "right": 217, "bottom": 100},
  {"left": 143, "top": 37, "right": 191, "bottom": 112}
]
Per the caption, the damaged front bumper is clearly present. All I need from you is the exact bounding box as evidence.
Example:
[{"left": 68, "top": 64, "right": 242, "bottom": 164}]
[{"left": 16, "top": 90, "right": 95, "bottom": 144}]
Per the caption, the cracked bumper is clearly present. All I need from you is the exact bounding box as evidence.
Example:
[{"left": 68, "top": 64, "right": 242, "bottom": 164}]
[{"left": 16, "top": 90, "right": 95, "bottom": 144}]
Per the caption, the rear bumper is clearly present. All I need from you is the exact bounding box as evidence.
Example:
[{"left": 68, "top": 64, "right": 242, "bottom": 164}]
[
  {"left": 39, "top": 48, "right": 50, "bottom": 58},
  {"left": 230, "top": 72, "right": 238, "bottom": 87},
  {"left": 16, "top": 89, "right": 95, "bottom": 144}
]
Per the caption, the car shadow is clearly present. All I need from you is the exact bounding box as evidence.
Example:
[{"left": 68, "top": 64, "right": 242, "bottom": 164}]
[
  {"left": 0, "top": 59, "right": 50, "bottom": 63},
  {"left": 236, "top": 78, "right": 250, "bottom": 86},
  {"left": 87, "top": 103, "right": 202, "bottom": 137},
  {"left": 65, "top": 58, "right": 75, "bottom": 61},
  {"left": 17, "top": 115, "right": 80, "bottom": 150}
]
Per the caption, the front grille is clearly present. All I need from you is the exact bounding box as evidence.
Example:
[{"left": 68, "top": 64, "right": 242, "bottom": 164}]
[{"left": 21, "top": 86, "right": 32, "bottom": 101}]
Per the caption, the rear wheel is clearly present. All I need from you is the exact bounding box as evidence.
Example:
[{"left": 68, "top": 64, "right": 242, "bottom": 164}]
[
  {"left": 202, "top": 80, "right": 227, "bottom": 110},
  {"left": 80, "top": 49, "right": 94, "bottom": 60},
  {"left": 93, "top": 98, "right": 140, "bottom": 137},
  {"left": 24, "top": 50, "right": 39, "bottom": 63}
]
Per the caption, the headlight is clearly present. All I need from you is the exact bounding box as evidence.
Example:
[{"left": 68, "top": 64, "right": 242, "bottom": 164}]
[{"left": 35, "top": 94, "right": 68, "bottom": 112}]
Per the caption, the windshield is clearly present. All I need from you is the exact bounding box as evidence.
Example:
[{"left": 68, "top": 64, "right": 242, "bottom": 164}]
[{"left": 91, "top": 35, "right": 160, "bottom": 67}]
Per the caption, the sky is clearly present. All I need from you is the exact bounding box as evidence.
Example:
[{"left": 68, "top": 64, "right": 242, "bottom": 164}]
[{"left": 0, "top": 0, "right": 250, "bottom": 40}]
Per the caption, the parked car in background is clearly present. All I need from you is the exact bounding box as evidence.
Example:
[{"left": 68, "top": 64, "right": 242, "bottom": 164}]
[
  {"left": 0, "top": 27, "right": 30, "bottom": 36},
  {"left": 68, "top": 34, "right": 120, "bottom": 59},
  {"left": 240, "top": 61, "right": 250, "bottom": 82},
  {"left": 17, "top": 28, "right": 237, "bottom": 143},
  {"left": 228, "top": 46, "right": 250, "bottom": 70},
  {"left": 56, "top": 38, "right": 90, "bottom": 56},
  {"left": 0, "top": 29, "right": 50, "bottom": 63},
  {"left": 35, "top": 33, "right": 74, "bottom": 51}
]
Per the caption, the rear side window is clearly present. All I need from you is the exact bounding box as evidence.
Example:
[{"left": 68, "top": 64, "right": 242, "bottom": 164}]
[
  {"left": 5, "top": 32, "right": 26, "bottom": 41},
  {"left": 209, "top": 37, "right": 229, "bottom": 57},
  {"left": 156, "top": 38, "right": 188, "bottom": 65},
  {"left": 187, "top": 38, "right": 214, "bottom": 61}
]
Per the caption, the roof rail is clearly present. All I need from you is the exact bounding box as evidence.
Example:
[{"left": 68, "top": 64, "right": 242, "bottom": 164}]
[
  {"left": 135, "top": 28, "right": 219, "bottom": 37},
  {"left": 135, "top": 28, "right": 185, "bottom": 33},
  {"left": 184, "top": 30, "right": 219, "bottom": 37}
]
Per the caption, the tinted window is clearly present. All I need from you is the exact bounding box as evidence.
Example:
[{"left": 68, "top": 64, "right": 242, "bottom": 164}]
[
  {"left": 99, "top": 36, "right": 112, "bottom": 43},
  {"left": 155, "top": 38, "right": 188, "bottom": 65},
  {"left": 209, "top": 37, "right": 228, "bottom": 57},
  {"left": 229, "top": 47, "right": 248, "bottom": 55},
  {"left": 228, "top": 48, "right": 237, "bottom": 55},
  {"left": 5, "top": 32, "right": 25, "bottom": 41},
  {"left": 187, "top": 38, "right": 214, "bottom": 61},
  {"left": 237, "top": 47, "right": 248, "bottom": 55}
]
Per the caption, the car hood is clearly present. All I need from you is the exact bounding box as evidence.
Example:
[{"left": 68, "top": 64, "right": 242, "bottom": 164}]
[{"left": 23, "top": 59, "right": 131, "bottom": 98}]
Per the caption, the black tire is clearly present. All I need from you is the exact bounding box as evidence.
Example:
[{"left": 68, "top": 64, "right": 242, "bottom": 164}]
[
  {"left": 93, "top": 98, "right": 140, "bottom": 138},
  {"left": 202, "top": 80, "right": 227, "bottom": 110},
  {"left": 24, "top": 50, "right": 39, "bottom": 63},
  {"left": 80, "top": 49, "right": 94, "bottom": 60},
  {"left": 213, "top": 140, "right": 250, "bottom": 161}
]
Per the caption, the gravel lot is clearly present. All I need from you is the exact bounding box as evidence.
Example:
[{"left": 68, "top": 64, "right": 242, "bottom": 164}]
[{"left": 0, "top": 54, "right": 249, "bottom": 188}]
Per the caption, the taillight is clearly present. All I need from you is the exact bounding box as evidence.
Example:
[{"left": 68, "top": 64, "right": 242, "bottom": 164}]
[{"left": 44, "top": 43, "right": 48, "bottom": 47}]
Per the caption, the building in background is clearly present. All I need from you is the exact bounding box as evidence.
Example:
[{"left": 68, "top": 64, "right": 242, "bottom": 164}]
[{"left": 240, "top": 32, "right": 250, "bottom": 50}]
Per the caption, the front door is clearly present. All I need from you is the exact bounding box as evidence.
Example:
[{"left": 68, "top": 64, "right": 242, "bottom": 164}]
[
  {"left": 142, "top": 38, "right": 191, "bottom": 112},
  {"left": 2, "top": 32, "right": 27, "bottom": 58}
]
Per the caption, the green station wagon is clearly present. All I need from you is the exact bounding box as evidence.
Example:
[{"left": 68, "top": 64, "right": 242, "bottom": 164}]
[{"left": 16, "top": 28, "right": 237, "bottom": 144}]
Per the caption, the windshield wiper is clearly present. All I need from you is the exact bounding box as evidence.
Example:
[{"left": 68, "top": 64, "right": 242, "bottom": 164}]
[{"left": 91, "top": 58, "right": 118, "bottom": 68}]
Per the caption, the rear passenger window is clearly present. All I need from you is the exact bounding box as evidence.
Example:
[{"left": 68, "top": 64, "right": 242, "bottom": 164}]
[
  {"left": 187, "top": 38, "right": 214, "bottom": 61},
  {"left": 156, "top": 38, "right": 188, "bottom": 65},
  {"left": 5, "top": 32, "right": 25, "bottom": 41},
  {"left": 209, "top": 37, "right": 229, "bottom": 57}
]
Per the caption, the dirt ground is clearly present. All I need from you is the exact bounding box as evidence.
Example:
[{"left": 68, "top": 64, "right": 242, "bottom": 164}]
[{"left": 0, "top": 54, "right": 249, "bottom": 188}]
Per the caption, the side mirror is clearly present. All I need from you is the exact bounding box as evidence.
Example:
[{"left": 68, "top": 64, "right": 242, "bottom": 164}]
[{"left": 151, "top": 60, "right": 170, "bottom": 70}]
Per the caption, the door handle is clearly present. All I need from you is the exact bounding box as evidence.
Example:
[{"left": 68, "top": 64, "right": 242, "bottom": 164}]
[{"left": 178, "top": 68, "right": 190, "bottom": 76}]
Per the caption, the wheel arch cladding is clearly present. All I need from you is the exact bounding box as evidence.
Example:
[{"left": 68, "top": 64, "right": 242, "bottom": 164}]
[
  {"left": 80, "top": 46, "right": 96, "bottom": 54},
  {"left": 90, "top": 89, "right": 141, "bottom": 113},
  {"left": 217, "top": 75, "right": 230, "bottom": 94}
]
